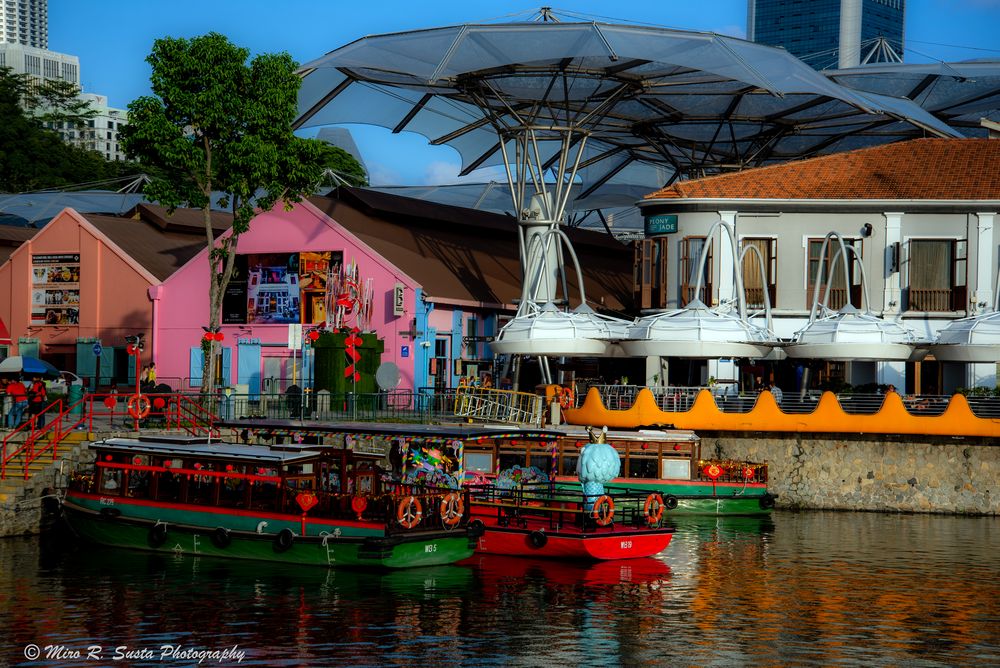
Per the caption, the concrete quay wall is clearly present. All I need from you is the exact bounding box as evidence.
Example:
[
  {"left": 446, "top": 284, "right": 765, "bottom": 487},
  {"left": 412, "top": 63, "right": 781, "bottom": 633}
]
[
  {"left": 708, "top": 433, "right": 999, "bottom": 515},
  {"left": 0, "top": 444, "right": 94, "bottom": 537}
]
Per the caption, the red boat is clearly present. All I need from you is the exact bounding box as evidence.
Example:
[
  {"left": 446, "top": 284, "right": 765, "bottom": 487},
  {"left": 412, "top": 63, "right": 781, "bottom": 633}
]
[{"left": 466, "top": 483, "right": 674, "bottom": 560}]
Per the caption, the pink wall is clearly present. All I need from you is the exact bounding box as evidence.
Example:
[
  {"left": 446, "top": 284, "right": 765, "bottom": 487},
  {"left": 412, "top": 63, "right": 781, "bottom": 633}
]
[
  {"left": 0, "top": 209, "right": 155, "bottom": 368},
  {"left": 153, "top": 200, "right": 420, "bottom": 391}
]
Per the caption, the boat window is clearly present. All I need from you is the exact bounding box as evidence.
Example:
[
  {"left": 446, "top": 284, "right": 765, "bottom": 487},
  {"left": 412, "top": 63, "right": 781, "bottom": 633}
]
[
  {"left": 187, "top": 461, "right": 217, "bottom": 505},
  {"left": 126, "top": 454, "right": 151, "bottom": 499},
  {"left": 626, "top": 452, "right": 659, "bottom": 479},
  {"left": 463, "top": 452, "right": 493, "bottom": 474},
  {"left": 560, "top": 451, "right": 579, "bottom": 477},
  {"left": 497, "top": 445, "right": 524, "bottom": 472},
  {"left": 529, "top": 453, "right": 553, "bottom": 477},
  {"left": 218, "top": 464, "right": 247, "bottom": 508}
]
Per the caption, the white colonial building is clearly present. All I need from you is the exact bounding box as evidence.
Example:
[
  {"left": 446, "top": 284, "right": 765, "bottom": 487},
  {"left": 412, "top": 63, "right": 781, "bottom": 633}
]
[{"left": 636, "top": 138, "right": 1000, "bottom": 395}]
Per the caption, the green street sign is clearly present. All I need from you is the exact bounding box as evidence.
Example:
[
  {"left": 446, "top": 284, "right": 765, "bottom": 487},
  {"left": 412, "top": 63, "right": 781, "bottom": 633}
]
[{"left": 645, "top": 214, "right": 678, "bottom": 235}]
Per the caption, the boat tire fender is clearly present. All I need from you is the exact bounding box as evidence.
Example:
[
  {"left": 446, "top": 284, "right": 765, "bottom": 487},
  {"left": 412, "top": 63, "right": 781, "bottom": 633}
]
[
  {"left": 759, "top": 493, "right": 776, "bottom": 510},
  {"left": 148, "top": 522, "right": 168, "bottom": 547},
  {"left": 529, "top": 530, "right": 547, "bottom": 549},
  {"left": 664, "top": 494, "right": 679, "bottom": 510},
  {"left": 468, "top": 519, "right": 485, "bottom": 536},
  {"left": 212, "top": 527, "right": 232, "bottom": 549},
  {"left": 273, "top": 528, "right": 295, "bottom": 552}
]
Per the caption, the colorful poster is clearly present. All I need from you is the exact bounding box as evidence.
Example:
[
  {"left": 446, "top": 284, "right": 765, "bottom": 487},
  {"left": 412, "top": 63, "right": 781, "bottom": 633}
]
[
  {"left": 300, "top": 251, "right": 342, "bottom": 325},
  {"left": 31, "top": 254, "right": 81, "bottom": 325},
  {"left": 245, "top": 253, "right": 301, "bottom": 324},
  {"left": 222, "top": 255, "right": 249, "bottom": 325}
]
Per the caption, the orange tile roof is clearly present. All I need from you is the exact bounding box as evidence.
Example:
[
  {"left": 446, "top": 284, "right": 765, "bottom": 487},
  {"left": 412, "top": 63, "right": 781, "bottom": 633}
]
[{"left": 645, "top": 139, "right": 1000, "bottom": 201}]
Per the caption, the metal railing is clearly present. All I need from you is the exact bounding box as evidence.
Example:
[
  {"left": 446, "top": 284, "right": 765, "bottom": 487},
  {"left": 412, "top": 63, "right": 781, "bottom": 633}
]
[{"left": 453, "top": 387, "right": 545, "bottom": 426}]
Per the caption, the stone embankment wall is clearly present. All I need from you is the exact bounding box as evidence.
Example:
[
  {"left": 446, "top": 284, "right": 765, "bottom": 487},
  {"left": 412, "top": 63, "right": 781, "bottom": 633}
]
[
  {"left": 708, "top": 433, "right": 998, "bottom": 515},
  {"left": 0, "top": 444, "right": 95, "bottom": 537}
]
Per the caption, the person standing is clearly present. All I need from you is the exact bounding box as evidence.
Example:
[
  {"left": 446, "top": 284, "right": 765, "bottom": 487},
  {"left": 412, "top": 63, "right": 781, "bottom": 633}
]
[
  {"left": 148, "top": 363, "right": 157, "bottom": 387},
  {"left": 6, "top": 377, "right": 28, "bottom": 428},
  {"left": 28, "top": 376, "right": 47, "bottom": 428}
]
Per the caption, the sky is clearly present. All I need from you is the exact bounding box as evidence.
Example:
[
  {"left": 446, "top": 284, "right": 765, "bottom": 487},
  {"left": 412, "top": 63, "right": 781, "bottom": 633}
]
[{"left": 48, "top": 0, "right": 1000, "bottom": 187}]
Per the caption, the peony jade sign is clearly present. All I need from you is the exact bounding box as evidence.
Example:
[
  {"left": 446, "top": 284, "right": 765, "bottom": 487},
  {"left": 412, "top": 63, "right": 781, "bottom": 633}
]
[{"left": 644, "top": 214, "right": 678, "bottom": 235}]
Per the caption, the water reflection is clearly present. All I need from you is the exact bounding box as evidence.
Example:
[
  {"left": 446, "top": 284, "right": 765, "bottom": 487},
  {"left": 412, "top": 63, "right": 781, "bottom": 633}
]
[{"left": 0, "top": 512, "right": 997, "bottom": 666}]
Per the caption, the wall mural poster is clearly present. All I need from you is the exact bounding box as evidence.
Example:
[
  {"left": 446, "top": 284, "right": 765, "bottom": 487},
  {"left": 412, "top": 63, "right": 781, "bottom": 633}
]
[
  {"left": 246, "top": 253, "right": 301, "bottom": 324},
  {"left": 221, "top": 255, "right": 249, "bottom": 325},
  {"left": 31, "top": 254, "right": 81, "bottom": 325},
  {"left": 300, "top": 251, "right": 342, "bottom": 324}
]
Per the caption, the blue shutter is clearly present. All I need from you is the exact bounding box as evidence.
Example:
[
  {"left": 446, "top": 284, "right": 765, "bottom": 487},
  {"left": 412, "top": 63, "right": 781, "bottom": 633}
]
[
  {"left": 190, "top": 347, "right": 204, "bottom": 387},
  {"left": 76, "top": 341, "right": 97, "bottom": 384},
  {"left": 18, "top": 338, "right": 39, "bottom": 358},
  {"left": 237, "top": 342, "right": 261, "bottom": 399},
  {"left": 128, "top": 352, "right": 137, "bottom": 384},
  {"left": 99, "top": 349, "right": 114, "bottom": 387},
  {"left": 221, "top": 346, "right": 232, "bottom": 387}
]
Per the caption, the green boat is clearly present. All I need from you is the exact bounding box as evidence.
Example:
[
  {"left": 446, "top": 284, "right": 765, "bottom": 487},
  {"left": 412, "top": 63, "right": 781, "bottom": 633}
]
[{"left": 63, "top": 436, "right": 478, "bottom": 569}]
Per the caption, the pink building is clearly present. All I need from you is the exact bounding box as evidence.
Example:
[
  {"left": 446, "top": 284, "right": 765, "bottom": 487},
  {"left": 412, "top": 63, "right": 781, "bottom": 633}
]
[{"left": 0, "top": 189, "right": 634, "bottom": 394}]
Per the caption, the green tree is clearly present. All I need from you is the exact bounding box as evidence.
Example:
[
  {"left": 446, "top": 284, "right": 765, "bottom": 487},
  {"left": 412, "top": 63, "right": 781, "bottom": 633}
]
[
  {"left": 0, "top": 66, "right": 135, "bottom": 192},
  {"left": 318, "top": 143, "right": 367, "bottom": 187},
  {"left": 120, "top": 33, "right": 334, "bottom": 394}
]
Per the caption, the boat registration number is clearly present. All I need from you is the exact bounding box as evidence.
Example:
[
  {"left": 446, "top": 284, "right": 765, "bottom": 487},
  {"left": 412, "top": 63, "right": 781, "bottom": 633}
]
[
  {"left": 620, "top": 540, "right": 633, "bottom": 549},
  {"left": 425, "top": 544, "right": 437, "bottom": 553}
]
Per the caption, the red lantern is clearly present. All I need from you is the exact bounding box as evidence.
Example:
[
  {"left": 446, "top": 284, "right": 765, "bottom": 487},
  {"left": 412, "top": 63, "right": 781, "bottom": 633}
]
[
  {"left": 673, "top": 443, "right": 681, "bottom": 451},
  {"left": 105, "top": 455, "right": 113, "bottom": 462},
  {"left": 103, "top": 396, "right": 117, "bottom": 409},
  {"left": 308, "top": 330, "right": 320, "bottom": 342},
  {"left": 133, "top": 456, "right": 142, "bottom": 465},
  {"left": 163, "top": 460, "right": 173, "bottom": 468},
  {"left": 203, "top": 332, "right": 213, "bottom": 342},
  {"left": 194, "top": 462, "right": 203, "bottom": 470},
  {"left": 743, "top": 466, "right": 755, "bottom": 480},
  {"left": 153, "top": 397, "right": 166, "bottom": 409},
  {"left": 216, "top": 332, "right": 225, "bottom": 341},
  {"left": 703, "top": 463, "right": 723, "bottom": 480},
  {"left": 296, "top": 492, "right": 319, "bottom": 512}
]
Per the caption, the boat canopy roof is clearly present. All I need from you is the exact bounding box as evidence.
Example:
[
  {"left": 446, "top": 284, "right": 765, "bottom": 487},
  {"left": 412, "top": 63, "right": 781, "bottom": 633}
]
[
  {"left": 92, "top": 437, "right": 321, "bottom": 464},
  {"left": 218, "top": 420, "right": 565, "bottom": 441}
]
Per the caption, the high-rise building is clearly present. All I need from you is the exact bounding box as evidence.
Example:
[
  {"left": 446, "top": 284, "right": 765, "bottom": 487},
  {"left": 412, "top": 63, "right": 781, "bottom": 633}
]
[
  {"left": 0, "top": 42, "right": 78, "bottom": 85},
  {"left": 0, "top": 0, "right": 48, "bottom": 49},
  {"left": 46, "top": 93, "right": 129, "bottom": 161},
  {"left": 748, "top": 0, "right": 905, "bottom": 70}
]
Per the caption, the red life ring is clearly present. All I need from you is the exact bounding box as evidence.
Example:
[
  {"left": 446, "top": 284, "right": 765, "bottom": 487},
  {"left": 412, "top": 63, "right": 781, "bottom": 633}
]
[
  {"left": 396, "top": 496, "right": 423, "bottom": 529},
  {"left": 127, "top": 394, "right": 151, "bottom": 419},
  {"left": 644, "top": 493, "right": 665, "bottom": 525},
  {"left": 559, "top": 387, "right": 574, "bottom": 410},
  {"left": 591, "top": 495, "right": 615, "bottom": 526},
  {"left": 439, "top": 492, "right": 464, "bottom": 528}
]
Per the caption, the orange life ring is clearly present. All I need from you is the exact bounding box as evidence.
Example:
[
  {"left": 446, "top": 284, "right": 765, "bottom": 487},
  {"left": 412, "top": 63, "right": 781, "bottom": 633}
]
[
  {"left": 559, "top": 387, "right": 574, "bottom": 410},
  {"left": 127, "top": 394, "right": 151, "bottom": 419},
  {"left": 396, "top": 496, "right": 423, "bottom": 529},
  {"left": 591, "top": 495, "right": 615, "bottom": 526},
  {"left": 439, "top": 492, "right": 464, "bottom": 528},
  {"left": 644, "top": 493, "right": 665, "bottom": 525}
]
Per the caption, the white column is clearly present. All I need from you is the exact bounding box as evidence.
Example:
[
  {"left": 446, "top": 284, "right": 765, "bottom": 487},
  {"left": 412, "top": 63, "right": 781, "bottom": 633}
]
[
  {"left": 838, "top": 0, "right": 862, "bottom": 69},
  {"left": 974, "top": 212, "right": 996, "bottom": 313},
  {"left": 877, "top": 360, "right": 905, "bottom": 388},
  {"left": 644, "top": 356, "right": 666, "bottom": 387},
  {"left": 883, "top": 212, "right": 903, "bottom": 314},
  {"left": 718, "top": 211, "right": 737, "bottom": 307}
]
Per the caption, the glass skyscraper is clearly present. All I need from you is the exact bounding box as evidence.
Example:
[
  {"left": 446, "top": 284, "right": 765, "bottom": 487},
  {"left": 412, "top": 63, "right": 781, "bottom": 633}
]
[{"left": 748, "top": 0, "right": 905, "bottom": 70}]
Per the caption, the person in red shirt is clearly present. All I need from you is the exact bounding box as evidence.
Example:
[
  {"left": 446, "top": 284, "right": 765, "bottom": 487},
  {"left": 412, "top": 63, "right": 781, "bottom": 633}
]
[
  {"left": 28, "top": 376, "right": 47, "bottom": 428},
  {"left": 6, "top": 377, "right": 28, "bottom": 428}
]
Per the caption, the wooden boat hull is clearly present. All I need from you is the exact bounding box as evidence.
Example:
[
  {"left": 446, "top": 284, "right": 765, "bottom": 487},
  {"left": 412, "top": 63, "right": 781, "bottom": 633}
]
[
  {"left": 554, "top": 477, "right": 775, "bottom": 516},
  {"left": 63, "top": 492, "right": 474, "bottom": 569},
  {"left": 469, "top": 509, "right": 673, "bottom": 560}
]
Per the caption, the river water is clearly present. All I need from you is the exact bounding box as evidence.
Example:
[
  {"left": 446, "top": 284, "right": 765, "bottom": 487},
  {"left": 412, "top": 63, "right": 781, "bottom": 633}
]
[{"left": 1, "top": 511, "right": 997, "bottom": 667}]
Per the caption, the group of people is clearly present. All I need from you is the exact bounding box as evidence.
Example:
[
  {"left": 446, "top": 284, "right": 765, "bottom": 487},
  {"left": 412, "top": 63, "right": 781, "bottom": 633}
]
[
  {"left": 3, "top": 376, "right": 48, "bottom": 429},
  {"left": 139, "top": 363, "right": 157, "bottom": 392}
]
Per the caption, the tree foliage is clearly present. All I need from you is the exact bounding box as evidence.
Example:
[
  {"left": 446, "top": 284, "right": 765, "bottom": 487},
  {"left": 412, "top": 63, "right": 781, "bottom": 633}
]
[
  {"left": 0, "top": 67, "right": 141, "bottom": 192},
  {"left": 119, "top": 32, "right": 347, "bottom": 393}
]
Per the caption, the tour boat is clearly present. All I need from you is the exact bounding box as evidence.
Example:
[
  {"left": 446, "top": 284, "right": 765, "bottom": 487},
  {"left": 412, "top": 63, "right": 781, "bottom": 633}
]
[
  {"left": 216, "top": 419, "right": 775, "bottom": 517},
  {"left": 62, "top": 436, "right": 479, "bottom": 569},
  {"left": 465, "top": 482, "right": 674, "bottom": 560}
]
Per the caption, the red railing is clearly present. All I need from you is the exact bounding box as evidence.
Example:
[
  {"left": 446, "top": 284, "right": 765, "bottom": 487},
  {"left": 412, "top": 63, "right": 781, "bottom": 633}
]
[{"left": 1, "top": 392, "right": 221, "bottom": 480}]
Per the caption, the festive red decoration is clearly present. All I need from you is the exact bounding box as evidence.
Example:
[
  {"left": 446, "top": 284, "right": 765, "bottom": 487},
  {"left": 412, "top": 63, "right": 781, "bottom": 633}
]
[
  {"left": 225, "top": 464, "right": 234, "bottom": 472},
  {"left": 296, "top": 492, "right": 319, "bottom": 512},
  {"left": 153, "top": 397, "right": 166, "bottom": 409},
  {"left": 743, "top": 466, "right": 755, "bottom": 480},
  {"left": 308, "top": 330, "right": 320, "bottom": 341},
  {"left": 126, "top": 344, "right": 136, "bottom": 355},
  {"left": 133, "top": 456, "right": 142, "bottom": 465},
  {"left": 103, "top": 396, "right": 117, "bottom": 409},
  {"left": 215, "top": 332, "right": 225, "bottom": 341},
  {"left": 703, "top": 463, "right": 723, "bottom": 480},
  {"left": 194, "top": 462, "right": 203, "bottom": 470},
  {"left": 163, "top": 460, "right": 173, "bottom": 468},
  {"left": 105, "top": 455, "right": 113, "bottom": 462},
  {"left": 673, "top": 444, "right": 681, "bottom": 451}
]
